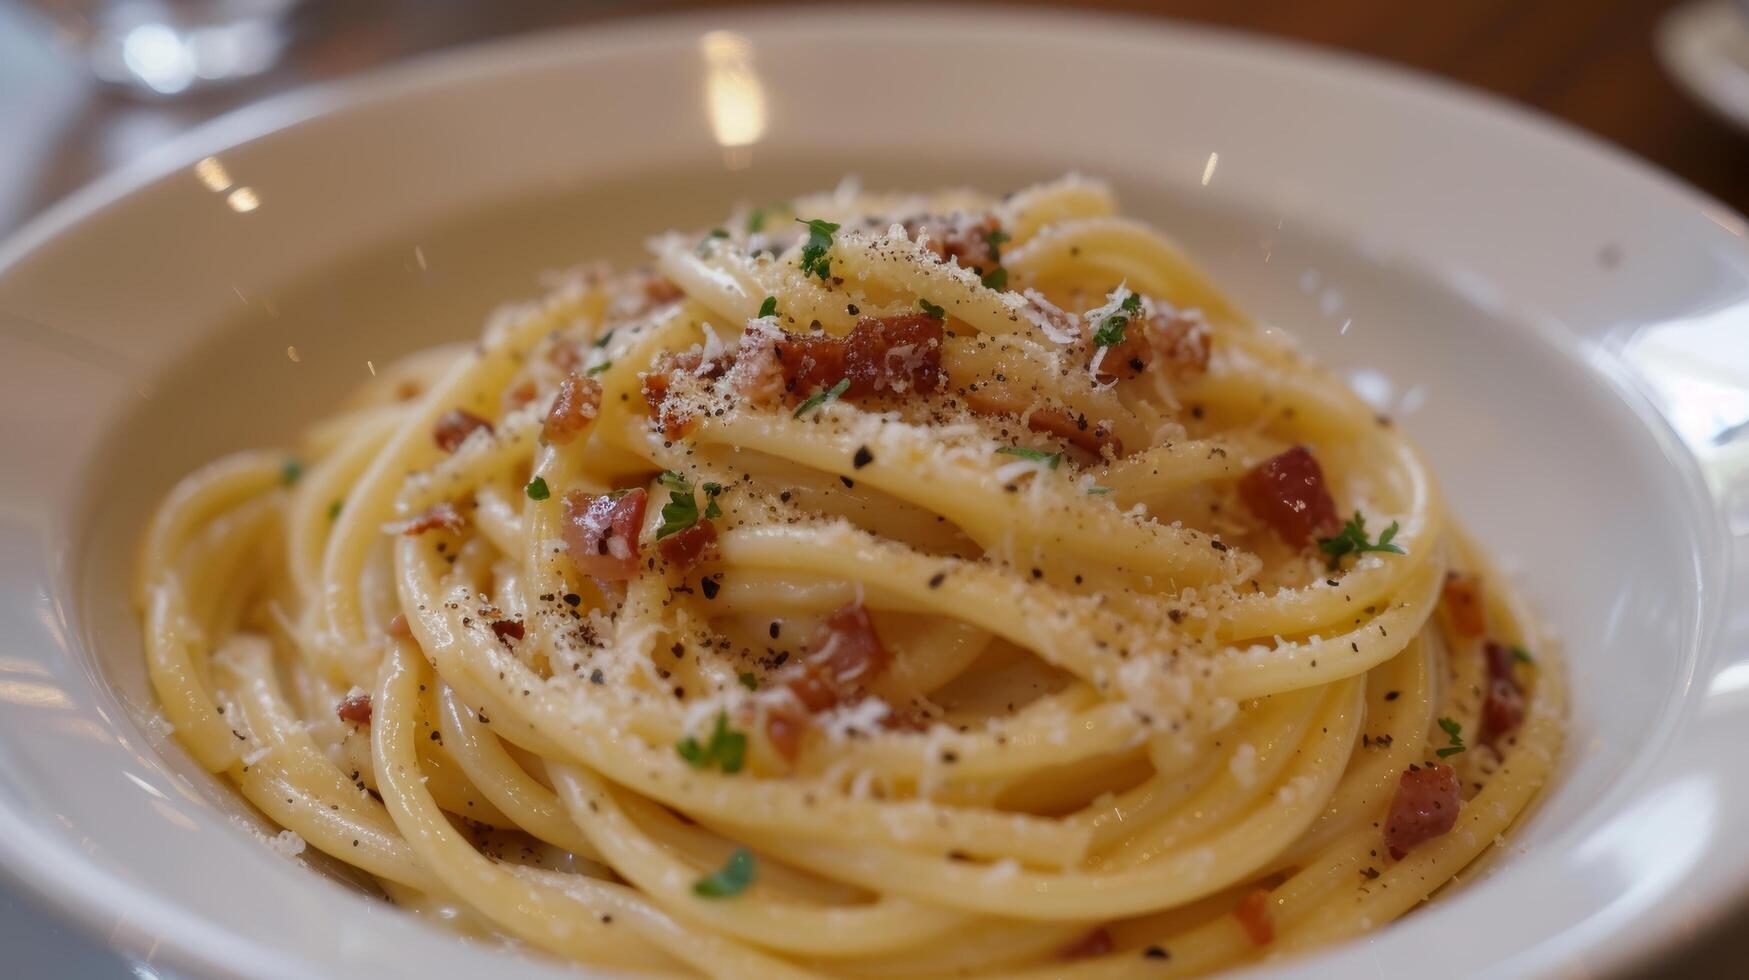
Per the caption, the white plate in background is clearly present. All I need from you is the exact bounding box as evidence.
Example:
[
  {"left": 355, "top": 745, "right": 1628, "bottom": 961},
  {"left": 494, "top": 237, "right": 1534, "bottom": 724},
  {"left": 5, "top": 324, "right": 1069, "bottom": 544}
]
[{"left": 1, "top": 6, "right": 1748, "bottom": 978}]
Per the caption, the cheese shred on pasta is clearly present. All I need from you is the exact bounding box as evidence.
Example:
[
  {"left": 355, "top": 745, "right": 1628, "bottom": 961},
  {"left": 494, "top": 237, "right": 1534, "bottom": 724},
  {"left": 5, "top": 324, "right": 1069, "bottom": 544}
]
[{"left": 138, "top": 177, "right": 1563, "bottom": 977}]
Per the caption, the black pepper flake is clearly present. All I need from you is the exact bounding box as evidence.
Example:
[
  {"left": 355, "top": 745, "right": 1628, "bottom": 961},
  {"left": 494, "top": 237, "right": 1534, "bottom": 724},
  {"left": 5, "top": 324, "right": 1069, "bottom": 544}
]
[
  {"left": 852, "top": 446, "right": 874, "bottom": 469},
  {"left": 563, "top": 593, "right": 581, "bottom": 607},
  {"left": 928, "top": 571, "right": 947, "bottom": 589},
  {"left": 1144, "top": 946, "right": 1170, "bottom": 960},
  {"left": 590, "top": 668, "right": 605, "bottom": 684},
  {"left": 1384, "top": 691, "right": 1400, "bottom": 701},
  {"left": 840, "top": 476, "right": 855, "bottom": 489},
  {"left": 701, "top": 576, "right": 721, "bottom": 600},
  {"left": 1211, "top": 540, "right": 1228, "bottom": 552},
  {"left": 428, "top": 730, "right": 441, "bottom": 742},
  {"left": 1361, "top": 867, "right": 1380, "bottom": 880},
  {"left": 769, "top": 621, "right": 781, "bottom": 639}
]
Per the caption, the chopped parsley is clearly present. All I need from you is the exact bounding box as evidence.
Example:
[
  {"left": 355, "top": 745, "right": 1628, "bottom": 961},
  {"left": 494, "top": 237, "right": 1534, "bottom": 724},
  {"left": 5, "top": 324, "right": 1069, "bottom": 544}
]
[
  {"left": 737, "top": 671, "right": 759, "bottom": 691},
  {"left": 793, "top": 378, "right": 850, "bottom": 418},
  {"left": 996, "top": 446, "right": 1062, "bottom": 469},
  {"left": 592, "top": 329, "right": 614, "bottom": 349},
  {"left": 1092, "top": 293, "right": 1143, "bottom": 348},
  {"left": 1087, "top": 486, "right": 1115, "bottom": 495},
  {"left": 524, "top": 476, "right": 550, "bottom": 501},
  {"left": 1317, "top": 512, "right": 1406, "bottom": 570},
  {"left": 696, "top": 227, "right": 730, "bottom": 255},
  {"left": 586, "top": 361, "right": 612, "bottom": 376},
  {"left": 327, "top": 499, "right": 343, "bottom": 520},
  {"left": 693, "top": 847, "right": 757, "bottom": 898},
  {"left": 747, "top": 208, "right": 766, "bottom": 234},
  {"left": 676, "top": 712, "right": 746, "bottom": 774},
  {"left": 984, "top": 227, "right": 1011, "bottom": 263},
  {"left": 796, "top": 217, "right": 840, "bottom": 280},
  {"left": 1511, "top": 645, "right": 1535, "bottom": 664},
  {"left": 757, "top": 295, "right": 778, "bottom": 318},
  {"left": 703, "top": 482, "right": 724, "bottom": 519},
  {"left": 280, "top": 459, "right": 304, "bottom": 486},
  {"left": 918, "top": 297, "right": 946, "bottom": 319},
  {"left": 1435, "top": 717, "right": 1466, "bottom": 758},
  {"left": 656, "top": 471, "right": 706, "bottom": 539},
  {"left": 980, "top": 267, "right": 1008, "bottom": 291}
]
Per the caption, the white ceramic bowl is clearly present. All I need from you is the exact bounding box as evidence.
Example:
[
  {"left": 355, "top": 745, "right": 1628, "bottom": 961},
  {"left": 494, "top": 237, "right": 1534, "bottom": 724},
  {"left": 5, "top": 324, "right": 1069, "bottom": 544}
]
[{"left": 2, "top": 7, "right": 1748, "bottom": 978}]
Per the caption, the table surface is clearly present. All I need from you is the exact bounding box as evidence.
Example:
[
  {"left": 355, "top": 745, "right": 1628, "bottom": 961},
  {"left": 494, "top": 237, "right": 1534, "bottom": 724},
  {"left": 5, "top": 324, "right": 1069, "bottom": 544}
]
[{"left": 0, "top": 0, "right": 1745, "bottom": 976}]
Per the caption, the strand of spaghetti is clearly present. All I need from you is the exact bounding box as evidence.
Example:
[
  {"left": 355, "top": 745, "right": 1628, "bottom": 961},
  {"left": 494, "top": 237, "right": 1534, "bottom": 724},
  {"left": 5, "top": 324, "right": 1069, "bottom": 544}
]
[
  {"left": 548, "top": 763, "right": 979, "bottom": 957},
  {"left": 371, "top": 642, "right": 691, "bottom": 973}
]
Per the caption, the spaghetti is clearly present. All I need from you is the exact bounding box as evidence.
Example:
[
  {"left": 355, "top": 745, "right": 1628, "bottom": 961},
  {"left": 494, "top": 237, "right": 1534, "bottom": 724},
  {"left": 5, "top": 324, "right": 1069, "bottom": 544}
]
[{"left": 137, "top": 177, "right": 1563, "bottom": 976}]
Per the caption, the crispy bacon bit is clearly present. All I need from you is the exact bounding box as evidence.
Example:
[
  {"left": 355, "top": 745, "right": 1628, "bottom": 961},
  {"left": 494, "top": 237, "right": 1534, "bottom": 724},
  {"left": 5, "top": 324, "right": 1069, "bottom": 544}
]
[
  {"left": 657, "top": 520, "right": 718, "bottom": 568},
  {"left": 337, "top": 694, "right": 372, "bottom": 724},
  {"left": 768, "top": 313, "right": 944, "bottom": 402},
  {"left": 561, "top": 489, "right": 647, "bottom": 581},
  {"left": 1060, "top": 927, "right": 1115, "bottom": 960},
  {"left": 490, "top": 620, "right": 525, "bottom": 645},
  {"left": 645, "top": 275, "right": 684, "bottom": 306},
  {"left": 1026, "top": 404, "right": 1124, "bottom": 458},
  {"left": 550, "top": 339, "right": 584, "bottom": 373},
  {"left": 544, "top": 373, "right": 603, "bottom": 445},
  {"left": 1441, "top": 573, "right": 1487, "bottom": 637},
  {"left": 1238, "top": 446, "right": 1341, "bottom": 547},
  {"left": 386, "top": 614, "right": 412, "bottom": 639},
  {"left": 963, "top": 384, "right": 1124, "bottom": 459},
  {"left": 433, "top": 408, "right": 492, "bottom": 452},
  {"left": 641, "top": 350, "right": 732, "bottom": 439},
  {"left": 1480, "top": 641, "right": 1527, "bottom": 746},
  {"left": 765, "top": 605, "right": 893, "bottom": 762},
  {"left": 386, "top": 502, "right": 466, "bottom": 536},
  {"left": 906, "top": 213, "right": 1004, "bottom": 273},
  {"left": 1384, "top": 763, "right": 1461, "bottom": 859},
  {"left": 1233, "top": 890, "right": 1274, "bottom": 946},
  {"left": 1094, "top": 328, "right": 1154, "bottom": 382},
  {"left": 503, "top": 378, "right": 539, "bottom": 412},
  {"left": 1148, "top": 313, "right": 1211, "bottom": 376}
]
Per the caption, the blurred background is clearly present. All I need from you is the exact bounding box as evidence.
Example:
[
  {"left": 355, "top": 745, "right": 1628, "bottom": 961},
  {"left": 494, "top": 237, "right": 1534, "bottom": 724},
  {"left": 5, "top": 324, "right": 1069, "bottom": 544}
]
[{"left": 1, "top": 0, "right": 1747, "bottom": 976}]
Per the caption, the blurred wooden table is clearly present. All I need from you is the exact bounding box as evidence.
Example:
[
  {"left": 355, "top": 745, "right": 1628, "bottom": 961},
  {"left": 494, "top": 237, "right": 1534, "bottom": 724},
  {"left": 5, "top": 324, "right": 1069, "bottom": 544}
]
[
  {"left": 0, "top": 0, "right": 1745, "bottom": 976},
  {"left": 1, "top": 0, "right": 1747, "bottom": 235}
]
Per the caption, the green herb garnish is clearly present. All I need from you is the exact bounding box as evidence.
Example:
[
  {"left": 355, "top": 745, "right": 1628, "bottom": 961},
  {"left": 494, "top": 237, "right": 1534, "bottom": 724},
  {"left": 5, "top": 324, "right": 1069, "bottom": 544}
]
[
  {"left": 1511, "top": 645, "right": 1534, "bottom": 664},
  {"left": 693, "top": 847, "right": 757, "bottom": 898},
  {"left": 675, "top": 712, "right": 746, "bottom": 774},
  {"left": 696, "top": 227, "right": 730, "bottom": 255},
  {"left": 586, "top": 361, "right": 612, "bottom": 376},
  {"left": 1317, "top": 512, "right": 1406, "bottom": 571},
  {"left": 747, "top": 208, "right": 767, "bottom": 234},
  {"left": 702, "top": 481, "right": 724, "bottom": 519},
  {"left": 757, "top": 295, "right": 779, "bottom": 318},
  {"left": 327, "top": 499, "right": 343, "bottom": 520},
  {"left": 984, "top": 228, "right": 1011, "bottom": 263},
  {"left": 524, "top": 476, "right": 550, "bottom": 501},
  {"left": 737, "top": 671, "right": 759, "bottom": 691},
  {"left": 796, "top": 217, "right": 840, "bottom": 280},
  {"left": 592, "top": 329, "right": 614, "bottom": 349},
  {"left": 793, "top": 378, "right": 850, "bottom": 418},
  {"left": 1435, "top": 717, "right": 1466, "bottom": 758},
  {"left": 1091, "top": 293, "right": 1144, "bottom": 348},
  {"left": 656, "top": 471, "right": 702, "bottom": 539},
  {"left": 280, "top": 459, "right": 304, "bottom": 486},
  {"left": 1087, "top": 486, "right": 1115, "bottom": 495},
  {"left": 996, "top": 446, "right": 1062, "bottom": 469},
  {"left": 918, "top": 298, "right": 946, "bottom": 319},
  {"left": 980, "top": 267, "right": 1008, "bottom": 291}
]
